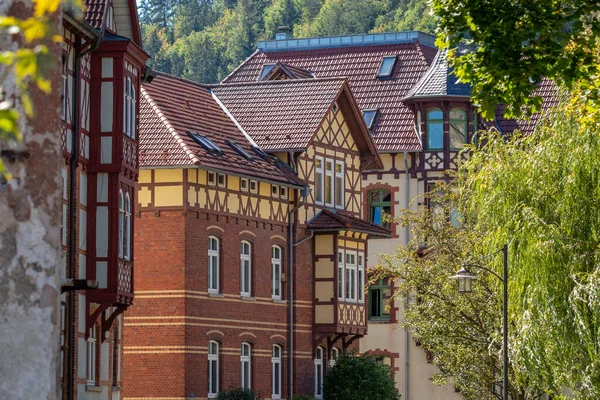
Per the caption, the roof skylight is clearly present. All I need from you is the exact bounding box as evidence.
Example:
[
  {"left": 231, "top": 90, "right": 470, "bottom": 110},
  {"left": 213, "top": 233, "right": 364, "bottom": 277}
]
[
  {"left": 363, "top": 109, "right": 378, "bottom": 130},
  {"left": 258, "top": 64, "right": 275, "bottom": 80},
  {"left": 227, "top": 140, "right": 253, "bottom": 160},
  {"left": 377, "top": 56, "right": 397, "bottom": 78},
  {"left": 188, "top": 132, "right": 221, "bottom": 153}
]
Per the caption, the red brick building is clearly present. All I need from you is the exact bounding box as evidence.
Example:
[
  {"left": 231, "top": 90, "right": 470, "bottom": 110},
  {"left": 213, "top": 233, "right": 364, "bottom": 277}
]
[{"left": 123, "top": 72, "right": 388, "bottom": 399}]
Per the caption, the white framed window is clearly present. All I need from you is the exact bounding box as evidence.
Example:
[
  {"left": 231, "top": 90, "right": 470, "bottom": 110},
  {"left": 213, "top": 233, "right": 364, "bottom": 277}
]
[
  {"left": 124, "top": 193, "right": 131, "bottom": 260},
  {"left": 208, "top": 340, "right": 219, "bottom": 397},
  {"left": 272, "top": 246, "right": 283, "bottom": 300},
  {"left": 123, "top": 77, "right": 136, "bottom": 138},
  {"left": 240, "top": 241, "right": 252, "bottom": 296},
  {"left": 250, "top": 180, "right": 258, "bottom": 194},
  {"left": 280, "top": 186, "right": 288, "bottom": 199},
  {"left": 87, "top": 326, "right": 97, "bottom": 384},
  {"left": 330, "top": 347, "right": 339, "bottom": 368},
  {"left": 208, "top": 236, "right": 220, "bottom": 293},
  {"left": 241, "top": 342, "right": 252, "bottom": 389},
  {"left": 334, "top": 160, "right": 344, "bottom": 209},
  {"left": 345, "top": 251, "right": 357, "bottom": 302},
  {"left": 358, "top": 252, "right": 365, "bottom": 303},
  {"left": 241, "top": 178, "right": 249, "bottom": 192},
  {"left": 130, "top": 85, "right": 136, "bottom": 139},
  {"left": 337, "top": 250, "right": 345, "bottom": 301},
  {"left": 61, "top": 60, "right": 67, "bottom": 121},
  {"left": 315, "top": 157, "right": 324, "bottom": 205},
  {"left": 272, "top": 184, "right": 279, "bottom": 198},
  {"left": 314, "top": 346, "right": 324, "bottom": 399},
  {"left": 271, "top": 345, "right": 282, "bottom": 399},
  {"left": 325, "top": 159, "right": 334, "bottom": 207},
  {"left": 208, "top": 171, "right": 216, "bottom": 186},
  {"left": 217, "top": 173, "right": 226, "bottom": 188},
  {"left": 118, "top": 191, "right": 124, "bottom": 259}
]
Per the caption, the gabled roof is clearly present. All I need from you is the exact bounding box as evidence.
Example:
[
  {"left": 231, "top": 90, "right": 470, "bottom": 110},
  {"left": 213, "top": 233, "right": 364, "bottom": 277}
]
[
  {"left": 222, "top": 33, "right": 438, "bottom": 152},
  {"left": 139, "top": 72, "right": 306, "bottom": 187},
  {"left": 83, "top": 0, "right": 142, "bottom": 45},
  {"left": 403, "top": 48, "right": 470, "bottom": 101},
  {"left": 210, "top": 78, "right": 382, "bottom": 169},
  {"left": 308, "top": 209, "right": 391, "bottom": 237},
  {"left": 263, "top": 62, "right": 315, "bottom": 80},
  {"left": 83, "top": 0, "right": 106, "bottom": 30}
]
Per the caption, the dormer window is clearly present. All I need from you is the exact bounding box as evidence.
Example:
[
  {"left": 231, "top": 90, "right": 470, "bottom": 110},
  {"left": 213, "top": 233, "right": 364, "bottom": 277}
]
[
  {"left": 426, "top": 109, "right": 444, "bottom": 150},
  {"left": 258, "top": 64, "right": 275, "bottom": 80},
  {"left": 362, "top": 109, "right": 378, "bottom": 130},
  {"left": 189, "top": 132, "right": 221, "bottom": 153},
  {"left": 377, "top": 56, "right": 397, "bottom": 78},
  {"left": 449, "top": 108, "right": 467, "bottom": 150}
]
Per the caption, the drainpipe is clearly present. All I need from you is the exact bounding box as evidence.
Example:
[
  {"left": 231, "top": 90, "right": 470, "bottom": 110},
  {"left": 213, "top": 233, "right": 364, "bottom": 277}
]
[
  {"left": 65, "top": 35, "right": 101, "bottom": 400},
  {"left": 403, "top": 151, "right": 410, "bottom": 400},
  {"left": 288, "top": 186, "right": 308, "bottom": 400}
]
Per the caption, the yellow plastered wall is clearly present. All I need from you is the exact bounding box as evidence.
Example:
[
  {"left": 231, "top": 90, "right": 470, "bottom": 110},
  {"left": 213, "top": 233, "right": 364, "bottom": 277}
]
[
  {"left": 155, "top": 185, "right": 183, "bottom": 207},
  {"left": 315, "top": 304, "right": 334, "bottom": 324}
]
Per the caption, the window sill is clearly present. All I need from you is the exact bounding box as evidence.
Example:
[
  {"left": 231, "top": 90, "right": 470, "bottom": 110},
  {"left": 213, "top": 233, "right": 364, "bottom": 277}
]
[
  {"left": 112, "top": 386, "right": 121, "bottom": 392},
  {"left": 86, "top": 385, "right": 102, "bottom": 392},
  {"left": 240, "top": 296, "right": 255, "bottom": 301},
  {"left": 368, "top": 319, "right": 392, "bottom": 324},
  {"left": 208, "top": 292, "right": 223, "bottom": 298},
  {"left": 272, "top": 298, "right": 285, "bottom": 304}
]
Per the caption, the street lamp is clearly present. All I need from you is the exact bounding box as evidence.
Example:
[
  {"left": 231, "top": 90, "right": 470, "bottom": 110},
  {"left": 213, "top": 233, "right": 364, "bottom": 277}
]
[{"left": 449, "top": 244, "right": 509, "bottom": 400}]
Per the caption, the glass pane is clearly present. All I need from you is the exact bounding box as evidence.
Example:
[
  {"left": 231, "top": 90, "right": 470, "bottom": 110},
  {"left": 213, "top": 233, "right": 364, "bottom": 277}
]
[
  {"left": 346, "top": 269, "right": 351, "bottom": 298},
  {"left": 325, "top": 175, "right": 332, "bottom": 204},
  {"left": 450, "top": 109, "right": 467, "bottom": 120},
  {"left": 370, "top": 289, "right": 381, "bottom": 317},
  {"left": 450, "top": 120, "right": 467, "bottom": 149},
  {"left": 370, "top": 191, "right": 381, "bottom": 202},
  {"left": 427, "top": 121, "right": 444, "bottom": 149},
  {"left": 338, "top": 266, "right": 343, "bottom": 297},
  {"left": 382, "top": 287, "right": 391, "bottom": 316},
  {"left": 326, "top": 161, "right": 333, "bottom": 171},
  {"left": 363, "top": 110, "right": 376, "bottom": 128},
  {"left": 315, "top": 172, "right": 323, "bottom": 202},
  {"left": 274, "top": 363, "right": 280, "bottom": 394},
  {"left": 244, "top": 262, "right": 250, "bottom": 293},
  {"left": 274, "top": 265, "right": 280, "bottom": 296},
  {"left": 371, "top": 206, "right": 382, "bottom": 225},
  {"left": 358, "top": 272, "right": 363, "bottom": 301},
  {"left": 243, "top": 362, "right": 249, "bottom": 388},
  {"left": 378, "top": 57, "right": 395, "bottom": 76},
  {"left": 210, "top": 360, "right": 217, "bottom": 392},
  {"left": 382, "top": 190, "right": 391, "bottom": 202},
  {"left": 317, "top": 365, "right": 322, "bottom": 394},
  {"left": 335, "top": 176, "right": 342, "bottom": 206},
  {"left": 335, "top": 163, "right": 342, "bottom": 173},
  {"left": 428, "top": 109, "right": 443, "bottom": 120}
]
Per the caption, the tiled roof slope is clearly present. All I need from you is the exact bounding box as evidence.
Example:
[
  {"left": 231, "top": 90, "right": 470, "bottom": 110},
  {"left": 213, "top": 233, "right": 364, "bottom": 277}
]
[
  {"left": 222, "top": 42, "right": 438, "bottom": 151},
  {"left": 494, "top": 79, "right": 559, "bottom": 135},
  {"left": 264, "top": 62, "right": 315, "bottom": 80},
  {"left": 403, "top": 48, "right": 470, "bottom": 100},
  {"left": 210, "top": 78, "right": 347, "bottom": 151},
  {"left": 84, "top": 0, "right": 106, "bottom": 30},
  {"left": 139, "top": 72, "right": 306, "bottom": 187},
  {"left": 308, "top": 209, "right": 391, "bottom": 237}
]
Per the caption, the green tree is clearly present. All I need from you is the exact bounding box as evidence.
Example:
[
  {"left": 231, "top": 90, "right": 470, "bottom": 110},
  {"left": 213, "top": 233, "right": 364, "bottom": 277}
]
[
  {"left": 263, "top": 0, "right": 298, "bottom": 40},
  {"left": 431, "top": 0, "right": 600, "bottom": 119},
  {"left": 323, "top": 351, "right": 399, "bottom": 400}
]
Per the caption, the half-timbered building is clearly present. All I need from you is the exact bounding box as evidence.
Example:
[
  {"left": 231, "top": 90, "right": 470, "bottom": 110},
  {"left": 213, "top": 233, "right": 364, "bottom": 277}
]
[{"left": 60, "top": 1, "right": 149, "bottom": 399}]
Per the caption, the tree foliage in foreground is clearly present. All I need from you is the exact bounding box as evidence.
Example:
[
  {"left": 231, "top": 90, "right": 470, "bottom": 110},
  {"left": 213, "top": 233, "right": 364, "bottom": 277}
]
[
  {"left": 323, "top": 351, "right": 399, "bottom": 400},
  {"left": 432, "top": 0, "right": 600, "bottom": 119}
]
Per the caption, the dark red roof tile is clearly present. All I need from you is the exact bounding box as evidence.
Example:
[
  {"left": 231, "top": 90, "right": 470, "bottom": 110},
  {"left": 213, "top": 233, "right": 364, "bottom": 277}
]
[
  {"left": 83, "top": 0, "right": 106, "bottom": 30},
  {"left": 308, "top": 209, "right": 391, "bottom": 237}
]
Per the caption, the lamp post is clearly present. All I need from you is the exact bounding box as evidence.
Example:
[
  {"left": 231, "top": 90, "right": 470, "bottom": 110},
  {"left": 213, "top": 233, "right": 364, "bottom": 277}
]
[{"left": 449, "top": 244, "right": 508, "bottom": 400}]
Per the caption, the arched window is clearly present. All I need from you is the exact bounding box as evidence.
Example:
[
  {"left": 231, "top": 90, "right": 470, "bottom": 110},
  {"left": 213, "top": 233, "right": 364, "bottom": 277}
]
[
  {"left": 449, "top": 108, "right": 467, "bottom": 150},
  {"left": 208, "top": 340, "right": 219, "bottom": 397},
  {"left": 314, "top": 346, "right": 324, "bottom": 399},
  {"left": 241, "top": 342, "right": 252, "bottom": 389},
  {"left": 240, "top": 241, "right": 252, "bottom": 297},
  {"left": 426, "top": 109, "right": 444, "bottom": 150},
  {"left": 271, "top": 345, "right": 282, "bottom": 399},
  {"left": 208, "top": 237, "right": 220, "bottom": 293},
  {"left": 330, "top": 347, "right": 340, "bottom": 367},
  {"left": 87, "top": 325, "right": 97, "bottom": 384},
  {"left": 124, "top": 193, "right": 131, "bottom": 260},
  {"left": 272, "top": 246, "right": 282, "bottom": 300},
  {"left": 118, "top": 191, "right": 124, "bottom": 259}
]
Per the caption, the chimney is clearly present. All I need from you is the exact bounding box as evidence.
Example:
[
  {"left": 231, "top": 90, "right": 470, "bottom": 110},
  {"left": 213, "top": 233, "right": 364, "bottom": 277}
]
[{"left": 275, "top": 26, "right": 292, "bottom": 40}]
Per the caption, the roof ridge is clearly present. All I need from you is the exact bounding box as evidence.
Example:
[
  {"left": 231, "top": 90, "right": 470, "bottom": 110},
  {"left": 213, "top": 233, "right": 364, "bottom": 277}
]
[
  {"left": 211, "top": 76, "right": 346, "bottom": 88},
  {"left": 140, "top": 86, "right": 200, "bottom": 165},
  {"left": 154, "top": 70, "right": 212, "bottom": 90}
]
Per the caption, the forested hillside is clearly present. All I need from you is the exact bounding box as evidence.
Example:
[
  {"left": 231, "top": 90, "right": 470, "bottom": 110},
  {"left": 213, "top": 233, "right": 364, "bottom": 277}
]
[{"left": 139, "top": 0, "right": 434, "bottom": 83}]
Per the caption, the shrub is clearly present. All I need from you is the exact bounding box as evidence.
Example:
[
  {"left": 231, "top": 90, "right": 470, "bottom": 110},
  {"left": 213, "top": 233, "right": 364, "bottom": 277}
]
[
  {"left": 293, "top": 395, "right": 315, "bottom": 400},
  {"left": 216, "top": 387, "right": 261, "bottom": 400},
  {"left": 323, "top": 351, "right": 399, "bottom": 400}
]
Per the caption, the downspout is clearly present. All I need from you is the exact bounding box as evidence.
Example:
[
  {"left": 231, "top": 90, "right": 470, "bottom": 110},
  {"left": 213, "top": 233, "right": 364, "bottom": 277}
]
[
  {"left": 404, "top": 151, "right": 410, "bottom": 400},
  {"left": 288, "top": 186, "right": 308, "bottom": 400},
  {"left": 66, "top": 35, "right": 101, "bottom": 400}
]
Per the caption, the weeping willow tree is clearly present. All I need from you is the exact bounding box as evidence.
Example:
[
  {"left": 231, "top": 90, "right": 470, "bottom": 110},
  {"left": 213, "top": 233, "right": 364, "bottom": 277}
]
[{"left": 457, "top": 98, "right": 600, "bottom": 397}]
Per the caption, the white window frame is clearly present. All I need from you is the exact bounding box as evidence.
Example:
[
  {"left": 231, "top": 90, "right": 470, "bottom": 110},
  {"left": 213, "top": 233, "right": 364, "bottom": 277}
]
[
  {"left": 217, "top": 173, "right": 226, "bottom": 188},
  {"left": 208, "top": 236, "right": 220, "bottom": 293},
  {"left": 271, "top": 345, "right": 282, "bottom": 399},
  {"left": 314, "top": 346, "right": 324, "bottom": 399},
  {"left": 118, "top": 191, "right": 124, "bottom": 259},
  {"left": 325, "top": 159, "right": 334, "bottom": 207},
  {"left": 241, "top": 342, "right": 252, "bottom": 389},
  {"left": 124, "top": 193, "right": 131, "bottom": 260},
  {"left": 358, "top": 252, "right": 365, "bottom": 303},
  {"left": 315, "top": 156, "right": 324, "bottom": 205},
  {"left": 208, "top": 171, "right": 216, "bottom": 186},
  {"left": 61, "top": 62, "right": 67, "bottom": 121},
  {"left": 345, "top": 251, "right": 357, "bottom": 302},
  {"left": 130, "top": 84, "right": 136, "bottom": 139},
  {"left": 334, "top": 160, "right": 344, "bottom": 209},
  {"left": 87, "top": 326, "right": 97, "bottom": 385},
  {"left": 240, "top": 241, "right": 252, "bottom": 297},
  {"left": 272, "top": 184, "right": 279, "bottom": 198},
  {"left": 208, "top": 340, "right": 219, "bottom": 398},
  {"left": 250, "top": 180, "right": 258, "bottom": 194},
  {"left": 337, "top": 250, "right": 345, "bottom": 301},
  {"left": 330, "top": 347, "right": 339, "bottom": 368},
  {"left": 280, "top": 186, "right": 288, "bottom": 199},
  {"left": 272, "top": 245, "right": 283, "bottom": 300},
  {"left": 241, "top": 178, "right": 249, "bottom": 192}
]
